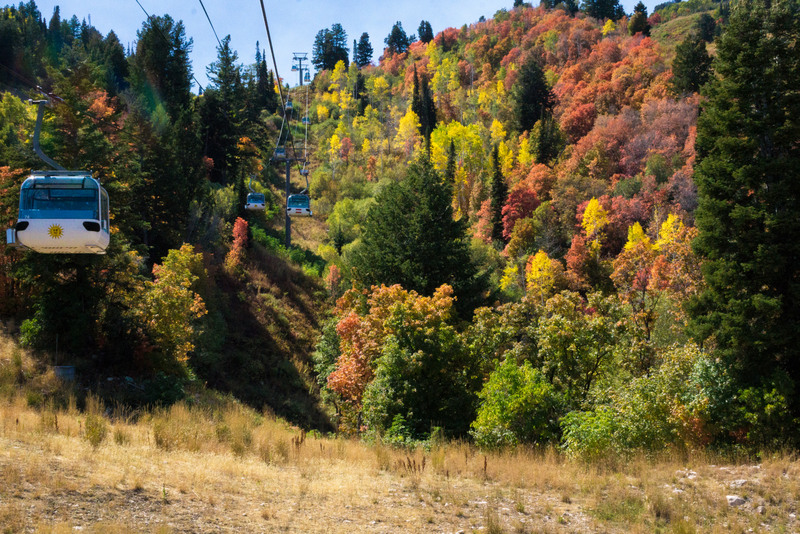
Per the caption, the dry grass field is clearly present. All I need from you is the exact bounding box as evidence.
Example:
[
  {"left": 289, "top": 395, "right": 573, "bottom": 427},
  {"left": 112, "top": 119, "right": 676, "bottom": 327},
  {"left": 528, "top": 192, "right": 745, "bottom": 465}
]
[{"left": 1, "top": 335, "right": 799, "bottom": 533}]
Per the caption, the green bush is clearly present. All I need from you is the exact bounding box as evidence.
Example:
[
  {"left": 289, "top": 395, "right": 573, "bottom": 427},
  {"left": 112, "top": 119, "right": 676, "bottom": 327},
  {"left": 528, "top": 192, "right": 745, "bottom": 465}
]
[
  {"left": 470, "top": 359, "right": 561, "bottom": 449},
  {"left": 561, "top": 344, "right": 702, "bottom": 459}
]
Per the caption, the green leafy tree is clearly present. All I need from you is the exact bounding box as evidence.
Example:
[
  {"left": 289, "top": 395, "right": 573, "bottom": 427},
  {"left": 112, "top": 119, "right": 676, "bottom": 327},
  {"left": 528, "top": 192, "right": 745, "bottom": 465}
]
[
  {"left": 512, "top": 55, "right": 555, "bottom": 133},
  {"left": 360, "top": 285, "right": 479, "bottom": 437},
  {"left": 349, "top": 158, "right": 484, "bottom": 316},
  {"left": 141, "top": 244, "right": 208, "bottom": 377},
  {"left": 670, "top": 33, "right": 712, "bottom": 95},
  {"left": 690, "top": 0, "right": 800, "bottom": 428},
  {"left": 535, "top": 291, "right": 621, "bottom": 409},
  {"left": 470, "top": 358, "right": 561, "bottom": 448}
]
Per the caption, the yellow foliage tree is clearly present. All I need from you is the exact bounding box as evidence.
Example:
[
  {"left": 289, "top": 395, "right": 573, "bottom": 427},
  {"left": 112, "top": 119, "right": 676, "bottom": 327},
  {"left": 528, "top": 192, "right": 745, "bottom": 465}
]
[
  {"left": 394, "top": 108, "right": 421, "bottom": 157},
  {"left": 490, "top": 119, "right": 507, "bottom": 143},
  {"left": 526, "top": 250, "right": 565, "bottom": 303},
  {"left": 624, "top": 222, "right": 651, "bottom": 251},
  {"left": 329, "top": 134, "right": 342, "bottom": 162},
  {"left": 581, "top": 197, "right": 609, "bottom": 256},
  {"left": 518, "top": 134, "right": 533, "bottom": 168},
  {"left": 142, "top": 244, "right": 207, "bottom": 373}
]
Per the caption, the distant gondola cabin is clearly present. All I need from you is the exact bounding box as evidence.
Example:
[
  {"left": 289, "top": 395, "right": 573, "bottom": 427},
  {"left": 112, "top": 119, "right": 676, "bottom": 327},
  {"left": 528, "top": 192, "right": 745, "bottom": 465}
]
[
  {"left": 286, "top": 194, "right": 312, "bottom": 217},
  {"left": 14, "top": 171, "right": 110, "bottom": 254},
  {"left": 245, "top": 192, "right": 266, "bottom": 211}
]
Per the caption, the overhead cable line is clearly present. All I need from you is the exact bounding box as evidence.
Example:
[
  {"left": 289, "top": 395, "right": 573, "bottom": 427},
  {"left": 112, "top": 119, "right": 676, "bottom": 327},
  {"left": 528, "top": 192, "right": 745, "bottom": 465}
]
[
  {"left": 197, "top": 0, "right": 222, "bottom": 48},
  {"left": 258, "top": 0, "right": 285, "bottom": 108},
  {"left": 133, "top": 0, "right": 205, "bottom": 92}
]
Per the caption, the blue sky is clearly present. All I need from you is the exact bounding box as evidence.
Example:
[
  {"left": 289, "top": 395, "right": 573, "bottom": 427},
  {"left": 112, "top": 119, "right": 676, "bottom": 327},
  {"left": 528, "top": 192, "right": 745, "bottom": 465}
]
[{"left": 31, "top": 0, "right": 659, "bottom": 91}]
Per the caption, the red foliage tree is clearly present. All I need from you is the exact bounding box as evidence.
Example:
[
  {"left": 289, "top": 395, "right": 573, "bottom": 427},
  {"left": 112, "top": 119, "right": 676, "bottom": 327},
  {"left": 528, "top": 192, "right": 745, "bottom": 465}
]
[{"left": 502, "top": 188, "right": 539, "bottom": 240}]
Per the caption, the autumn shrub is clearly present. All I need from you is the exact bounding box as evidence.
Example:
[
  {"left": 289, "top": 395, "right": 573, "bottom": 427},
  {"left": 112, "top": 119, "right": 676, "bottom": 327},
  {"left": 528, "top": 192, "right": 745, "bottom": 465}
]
[
  {"left": 471, "top": 358, "right": 561, "bottom": 449},
  {"left": 561, "top": 344, "right": 704, "bottom": 459},
  {"left": 224, "top": 217, "right": 248, "bottom": 276},
  {"left": 140, "top": 244, "right": 208, "bottom": 378}
]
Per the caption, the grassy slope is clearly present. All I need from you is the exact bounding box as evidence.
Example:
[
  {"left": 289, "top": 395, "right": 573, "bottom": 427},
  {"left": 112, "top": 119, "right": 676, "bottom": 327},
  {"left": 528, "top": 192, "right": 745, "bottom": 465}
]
[
  {"left": 194, "top": 241, "right": 333, "bottom": 431},
  {"left": 0, "top": 348, "right": 798, "bottom": 533},
  {"left": 650, "top": 10, "right": 717, "bottom": 60}
]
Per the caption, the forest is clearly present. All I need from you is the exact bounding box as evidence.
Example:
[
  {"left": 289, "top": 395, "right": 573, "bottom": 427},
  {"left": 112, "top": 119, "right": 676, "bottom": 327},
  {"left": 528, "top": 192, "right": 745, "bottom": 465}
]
[{"left": 1, "top": 0, "right": 799, "bottom": 462}]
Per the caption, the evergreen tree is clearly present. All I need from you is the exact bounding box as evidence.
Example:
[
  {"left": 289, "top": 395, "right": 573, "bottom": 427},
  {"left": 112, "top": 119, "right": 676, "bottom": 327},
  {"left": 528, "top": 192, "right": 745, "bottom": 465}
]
[
  {"left": 418, "top": 20, "right": 434, "bottom": 44},
  {"left": 200, "top": 35, "right": 245, "bottom": 189},
  {"left": 354, "top": 32, "right": 373, "bottom": 67},
  {"left": 628, "top": 2, "right": 650, "bottom": 35},
  {"left": 349, "top": 157, "right": 483, "bottom": 316},
  {"left": 249, "top": 42, "right": 279, "bottom": 116},
  {"left": 563, "top": 0, "right": 580, "bottom": 15},
  {"left": 531, "top": 113, "right": 566, "bottom": 165},
  {"left": 384, "top": 21, "right": 411, "bottom": 55},
  {"left": 489, "top": 145, "right": 508, "bottom": 243},
  {"left": 445, "top": 139, "right": 457, "bottom": 186},
  {"left": 421, "top": 71, "right": 436, "bottom": 139},
  {"left": 311, "top": 23, "right": 349, "bottom": 71},
  {"left": 696, "top": 12, "right": 716, "bottom": 42},
  {"left": 126, "top": 14, "right": 201, "bottom": 257},
  {"left": 581, "top": 0, "right": 625, "bottom": 20},
  {"left": 690, "top": 0, "right": 800, "bottom": 421},
  {"left": 128, "top": 14, "right": 193, "bottom": 119},
  {"left": 670, "top": 33, "right": 712, "bottom": 95},
  {"left": 101, "top": 31, "right": 129, "bottom": 95},
  {"left": 410, "top": 67, "right": 436, "bottom": 140},
  {"left": 512, "top": 54, "right": 555, "bottom": 133}
]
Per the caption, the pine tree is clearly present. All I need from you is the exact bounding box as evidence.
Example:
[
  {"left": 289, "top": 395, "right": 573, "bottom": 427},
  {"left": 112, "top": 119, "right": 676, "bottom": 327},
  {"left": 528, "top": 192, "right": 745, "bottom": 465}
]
[
  {"left": 418, "top": 20, "right": 434, "bottom": 44},
  {"left": 670, "top": 33, "right": 712, "bottom": 95},
  {"left": 349, "top": 157, "right": 483, "bottom": 316},
  {"left": 489, "top": 145, "right": 508, "bottom": 243},
  {"left": 628, "top": 2, "right": 650, "bottom": 36},
  {"left": 690, "top": 0, "right": 800, "bottom": 414},
  {"left": 354, "top": 32, "right": 373, "bottom": 67},
  {"left": 128, "top": 14, "right": 193, "bottom": 119},
  {"left": 445, "top": 139, "right": 457, "bottom": 185},
  {"left": 512, "top": 54, "right": 555, "bottom": 133},
  {"left": 581, "top": 0, "right": 624, "bottom": 20},
  {"left": 200, "top": 35, "right": 245, "bottom": 189},
  {"left": 530, "top": 113, "right": 566, "bottom": 165},
  {"left": 312, "top": 24, "right": 349, "bottom": 71},
  {"left": 384, "top": 21, "right": 411, "bottom": 55}
]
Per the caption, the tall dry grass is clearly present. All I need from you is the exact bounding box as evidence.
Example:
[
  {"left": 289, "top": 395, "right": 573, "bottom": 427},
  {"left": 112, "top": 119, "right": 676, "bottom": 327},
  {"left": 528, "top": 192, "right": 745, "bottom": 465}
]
[{"left": 2, "top": 329, "right": 799, "bottom": 533}]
